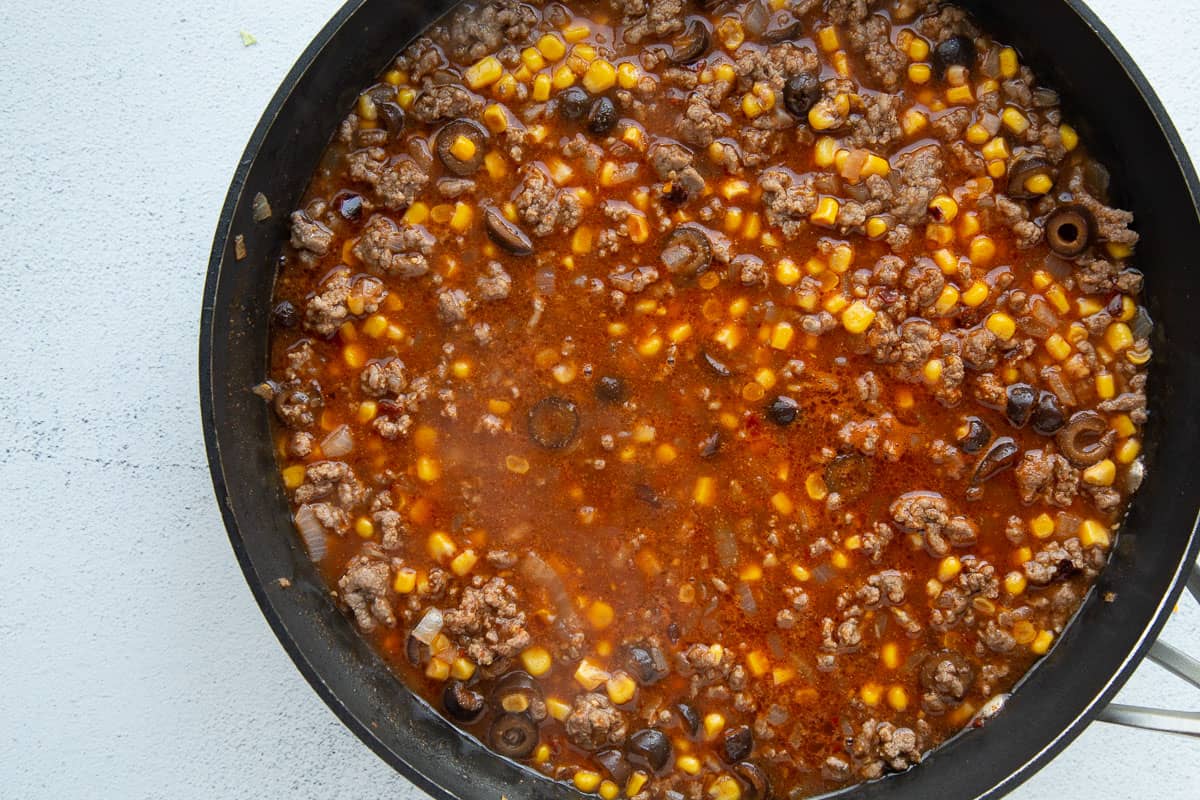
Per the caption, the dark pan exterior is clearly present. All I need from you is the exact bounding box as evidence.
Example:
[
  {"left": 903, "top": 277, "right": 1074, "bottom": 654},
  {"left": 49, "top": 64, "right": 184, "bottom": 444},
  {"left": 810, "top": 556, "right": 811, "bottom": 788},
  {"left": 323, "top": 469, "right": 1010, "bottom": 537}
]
[{"left": 199, "top": 1, "right": 1200, "bottom": 797}]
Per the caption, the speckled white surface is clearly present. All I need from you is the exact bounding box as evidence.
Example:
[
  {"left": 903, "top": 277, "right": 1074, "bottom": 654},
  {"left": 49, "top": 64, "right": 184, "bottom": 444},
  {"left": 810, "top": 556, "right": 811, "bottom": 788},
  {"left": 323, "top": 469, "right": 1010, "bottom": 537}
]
[{"left": 0, "top": 1, "right": 1197, "bottom": 797}]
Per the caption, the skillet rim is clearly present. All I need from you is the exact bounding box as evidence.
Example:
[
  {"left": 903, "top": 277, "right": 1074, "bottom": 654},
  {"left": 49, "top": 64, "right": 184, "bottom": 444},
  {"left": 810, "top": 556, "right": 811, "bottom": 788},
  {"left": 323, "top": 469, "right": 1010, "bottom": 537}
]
[{"left": 199, "top": 1, "right": 1200, "bottom": 798}]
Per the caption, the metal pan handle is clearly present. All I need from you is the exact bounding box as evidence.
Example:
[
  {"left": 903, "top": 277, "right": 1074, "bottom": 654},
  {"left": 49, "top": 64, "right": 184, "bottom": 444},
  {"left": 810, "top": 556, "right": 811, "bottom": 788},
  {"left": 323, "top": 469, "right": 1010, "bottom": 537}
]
[{"left": 1096, "top": 564, "right": 1200, "bottom": 738}]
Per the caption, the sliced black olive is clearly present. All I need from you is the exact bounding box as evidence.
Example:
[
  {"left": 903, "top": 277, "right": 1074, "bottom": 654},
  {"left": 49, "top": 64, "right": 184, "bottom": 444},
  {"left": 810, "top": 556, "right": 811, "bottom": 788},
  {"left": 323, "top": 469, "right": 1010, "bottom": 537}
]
[
  {"left": 699, "top": 430, "right": 722, "bottom": 459},
  {"left": 559, "top": 86, "right": 591, "bottom": 121},
  {"left": 701, "top": 350, "right": 733, "bottom": 377},
  {"left": 595, "top": 749, "right": 632, "bottom": 784},
  {"left": 783, "top": 72, "right": 821, "bottom": 119},
  {"left": 766, "top": 395, "right": 800, "bottom": 426},
  {"left": 918, "top": 650, "right": 974, "bottom": 697},
  {"left": 1005, "top": 383, "right": 1037, "bottom": 428},
  {"left": 483, "top": 205, "right": 533, "bottom": 255},
  {"left": 957, "top": 417, "right": 992, "bottom": 454},
  {"left": 1056, "top": 410, "right": 1115, "bottom": 467},
  {"left": 1045, "top": 205, "right": 1095, "bottom": 258},
  {"left": 272, "top": 300, "right": 298, "bottom": 328},
  {"left": 627, "top": 728, "right": 672, "bottom": 773},
  {"left": 334, "top": 191, "right": 364, "bottom": 222},
  {"left": 596, "top": 375, "right": 628, "bottom": 404},
  {"left": 1031, "top": 391, "right": 1066, "bottom": 436},
  {"left": 443, "top": 681, "right": 486, "bottom": 724},
  {"left": 626, "top": 645, "right": 668, "bottom": 685},
  {"left": 763, "top": 14, "right": 804, "bottom": 44},
  {"left": 405, "top": 633, "right": 429, "bottom": 666},
  {"left": 669, "top": 18, "right": 711, "bottom": 65},
  {"left": 1007, "top": 154, "right": 1055, "bottom": 200},
  {"left": 377, "top": 101, "right": 407, "bottom": 135},
  {"left": 734, "top": 762, "right": 770, "bottom": 800},
  {"left": 492, "top": 670, "right": 542, "bottom": 714},
  {"left": 587, "top": 96, "right": 618, "bottom": 136},
  {"left": 490, "top": 713, "right": 538, "bottom": 759},
  {"left": 528, "top": 397, "right": 580, "bottom": 450},
  {"left": 722, "top": 726, "right": 753, "bottom": 763},
  {"left": 824, "top": 453, "right": 872, "bottom": 503},
  {"left": 661, "top": 224, "right": 713, "bottom": 278},
  {"left": 971, "top": 437, "right": 1019, "bottom": 484},
  {"left": 676, "top": 703, "right": 701, "bottom": 737},
  {"left": 932, "top": 35, "right": 977, "bottom": 76},
  {"left": 435, "top": 119, "right": 487, "bottom": 177}
]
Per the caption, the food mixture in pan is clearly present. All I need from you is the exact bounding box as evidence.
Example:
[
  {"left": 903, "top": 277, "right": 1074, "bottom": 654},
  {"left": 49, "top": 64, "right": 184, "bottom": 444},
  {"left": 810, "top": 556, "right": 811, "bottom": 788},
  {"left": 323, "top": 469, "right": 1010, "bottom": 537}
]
[{"left": 258, "top": 0, "right": 1152, "bottom": 797}]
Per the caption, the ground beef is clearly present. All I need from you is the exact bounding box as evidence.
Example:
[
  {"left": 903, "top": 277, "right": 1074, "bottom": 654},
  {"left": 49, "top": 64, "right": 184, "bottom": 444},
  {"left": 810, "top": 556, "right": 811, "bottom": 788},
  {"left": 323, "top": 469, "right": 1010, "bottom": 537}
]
[
  {"left": 438, "top": 177, "right": 476, "bottom": 198},
  {"left": 847, "top": 92, "right": 904, "bottom": 151},
  {"left": 393, "top": 37, "right": 444, "bottom": 84},
  {"left": 735, "top": 42, "right": 820, "bottom": 91},
  {"left": 979, "top": 619, "right": 1016, "bottom": 654},
  {"left": 411, "top": 84, "right": 483, "bottom": 125},
  {"left": 847, "top": 718, "right": 924, "bottom": 779},
  {"left": 931, "top": 107, "right": 971, "bottom": 142},
  {"left": 440, "top": 0, "right": 536, "bottom": 62},
  {"left": 515, "top": 164, "right": 583, "bottom": 236},
  {"left": 293, "top": 460, "right": 366, "bottom": 508},
  {"left": 372, "top": 508, "right": 407, "bottom": 549},
  {"left": 995, "top": 194, "right": 1043, "bottom": 249},
  {"left": 1068, "top": 171, "right": 1138, "bottom": 246},
  {"left": 844, "top": 13, "right": 907, "bottom": 91},
  {"left": 564, "top": 692, "right": 629, "bottom": 751},
  {"left": 920, "top": 651, "right": 972, "bottom": 714},
  {"left": 648, "top": 141, "right": 704, "bottom": 196},
  {"left": 360, "top": 357, "right": 409, "bottom": 398},
  {"left": 339, "top": 555, "right": 396, "bottom": 632},
  {"left": 609, "top": 265, "right": 659, "bottom": 293},
  {"left": 916, "top": 3, "right": 979, "bottom": 43},
  {"left": 838, "top": 414, "right": 904, "bottom": 460},
  {"left": 437, "top": 288, "right": 474, "bottom": 325},
  {"left": 353, "top": 214, "right": 434, "bottom": 277},
  {"left": 856, "top": 570, "right": 906, "bottom": 607},
  {"left": 290, "top": 210, "right": 333, "bottom": 259},
  {"left": 303, "top": 269, "right": 387, "bottom": 337},
  {"left": 442, "top": 575, "right": 531, "bottom": 665},
  {"left": 611, "top": 0, "right": 685, "bottom": 44},
  {"left": 1024, "top": 538, "right": 1090, "bottom": 585},
  {"left": 890, "top": 492, "right": 976, "bottom": 556},
  {"left": 961, "top": 326, "right": 999, "bottom": 371},
  {"left": 476, "top": 262, "right": 513, "bottom": 301},
  {"left": 677, "top": 93, "right": 730, "bottom": 148},
  {"left": 759, "top": 167, "right": 818, "bottom": 237},
  {"left": 1014, "top": 450, "right": 1080, "bottom": 507},
  {"left": 889, "top": 145, "right": 944, "bottom": 226},
  {"left": 370, "top": 156, "right": 430, "bottom": 211},
  {"left": 901, "top": 259, "right": 945, "bottom": 311}
]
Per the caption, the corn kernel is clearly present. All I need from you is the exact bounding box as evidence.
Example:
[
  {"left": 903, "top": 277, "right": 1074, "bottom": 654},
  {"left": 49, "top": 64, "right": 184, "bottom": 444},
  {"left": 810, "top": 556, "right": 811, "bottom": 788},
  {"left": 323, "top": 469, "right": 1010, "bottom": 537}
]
[
  {"left": 938, "top": 556, "right": 962, "bottom": 583},
  {"left": 969, "top": 235, "right": 996, "bottom": 265},
  {"left": 1060, "top": 123, "right": 1079, "bottom": 151},
  {"left": 427, "top": 531, "right": 455, "bottom": 561},
  {"left": 1110, "top": 414, "right": 1136, "bottom": 439},
  {"left": 962, "top": 280, "right": 989, "bottom": 307},
  {"left": 636, "top": 334, "right": 663, "bottom": 357},
  {"left": 999, "top": 571, "right": 1027, "bottom": 597},
  {"left": 775, "top": 258, "right": 801, "bottom": 286},
  {"left": 929, "top": 194, "right": 958, "bottom": 223},
  {"left": 999, "top": 47, "right": 1019, "bottom": 78},
  {"left": 602, "top": 671, "right": 637, "bottom": 706},
  {"left": 831, "top": 550, "right": 849, "bottom": 569},
  {"left": 677, "top": 755, "right": 702, "bottom": 776},
  {"left": 450, "top": 549, "right": 478, "bottom": 576},
  {"left": 1095, "top": 372, "right": 1116, "bottom": 400},
  {"left": 425, "top": 658, "right": 451, "bottom": 681},
  {"left": 465, "top": 56, "right": 503, "bottom": 89},
  {"left": 908, "top": 63, "right": 932, "bottom": 84},
  {"left": 1044, "top": 284, "right": 1071, "bottom": 314},
  {"left": 626, "top": 772, "right": 649, "bottom": 797},
  {"left": 966, "top": 123, "right": 990, "bottom": 145},
  {"left": 746, "top": 650, "right": 771, "bottom": 678},
  {"left": 1082, "top": 459, "right": 1116, "bottom": 487},
  {"left": 627, "top": 212, "right": 650, "bottom": 244},
  {"left": 1001, "top": 106, "right": 1030, "bottom": 135},
  {"left": 1031, "top": 630, "right": 1055, "bottom": 655},
  {"left": 933, "top": 285, "right": 960, "bottom": 315},
  {"left": 391, "top": 567, "right": 417, "bottom": 594},
  {"left": 985, "top": 312, "right": 1017, "bottom": 341},
  {"left": 599, "top": 780, "right": 620, "bottom": 800},
  {"left": 808, "top": 103, "right": 842, "bottom": 131},
  {"left": 770, "top": 491, "right": 795, "bottom": 517},
  {"left": 881, "top": 642, "right": 901, "bottom": 670},
  {"left": 583, "top": 59, "right": 617, "bottom": 93},
  {"left": 813, "top": 136, "right": 838, "bottom": 167},
  {"left": 693, "top": 476, "right": 716, "bottom": 506},
  {"left": 946, "top": 84, "right": 974, "bottom": 104},
  {"left": 769, "top": 321, "right": 795, "bottom": 350},
  {"left": 282, "top": 464, "right": 307, "bottom": 490},
  {"left": 1026, "top": 513, "right": 1054, "bottom": 540},
  {"left": 922, "top": 358, "right": 944, "bottom": 384},
  {"left": 1079, "top": 519, "right": 1111, "bottom": 549},
  {"left": 987, "top": 159, "right": 1007, "bottom": 179},
  {"left": 861, "top": 682, "right": 883, "bottom": 707},
  {"left": 1116, "top": 438, "right": 1140, "bottom": 464},
  {"left": 886, "top": 686, "right": 909, "bottom": 712},
  {"left": 1105, "top": 322, "right": 1134, "bottom": 351},
  {"left": 841, "top": 300, "right": 876, "bottom": 333},
  {"left": 981, "top": 136, "right": 1010, "bottom": 161},
  {"left": 574, "top": 770, "right": 602, "bottom": 793},
  {"left": 708, "top": 775, "right": 742, "bottom": 800},
  {"left": 575, "top": 657, "right": 610, "bottom": 691},
  {"left": 342, "top": 342, "right": 367, "bottom": 368},
  {"left": 699, "top": 712, "right": 727, "bottom": 740},
  {"left": 351, "top": 515, "right": 374, "bottom": 539},
  {"left": 824, "top": 293, "right": 849, "bottom": 315},
  {"left": 551, "top": 63, "right": 577, "bottom": 89}
]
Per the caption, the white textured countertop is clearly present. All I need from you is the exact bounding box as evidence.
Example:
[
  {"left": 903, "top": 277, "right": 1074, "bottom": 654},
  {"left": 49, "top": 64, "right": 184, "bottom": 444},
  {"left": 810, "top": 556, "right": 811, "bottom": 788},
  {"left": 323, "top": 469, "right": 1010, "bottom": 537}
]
[{"left": 0, "top": 1, "right": 1196, "bottom": 797}]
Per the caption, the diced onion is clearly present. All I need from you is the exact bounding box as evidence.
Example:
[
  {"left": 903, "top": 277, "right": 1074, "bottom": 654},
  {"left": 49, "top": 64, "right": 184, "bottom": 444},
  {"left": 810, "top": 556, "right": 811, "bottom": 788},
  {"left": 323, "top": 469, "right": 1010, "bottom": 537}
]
[
  {"left": 321, "top": 424, "right": 355, "bottom": 457},
  {"left": 252, "top": 192, "right": 273, "bottom": 222},
  {"left": 411, "top": 608, "right": 444, "bottom": 645},
  {"left": 735, "top": 582, "right": 757, "bottom": 616},
  {"left": 714, "top": 526, "right": 739, "bottom": 569},
  {"left": 293, "top": 505, "right": 327, "bottom": 561}
]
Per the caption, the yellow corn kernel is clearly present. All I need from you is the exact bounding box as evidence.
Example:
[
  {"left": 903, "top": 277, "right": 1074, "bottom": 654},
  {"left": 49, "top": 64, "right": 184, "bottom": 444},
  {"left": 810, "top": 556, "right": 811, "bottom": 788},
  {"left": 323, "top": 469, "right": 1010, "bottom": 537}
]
[
  {"left": 824, "top": 293, "right": 849, "bottom": 315},
  {"left": 770, "top": 321, "right": 795, "bottom": 350},
  {"left": 896, "top": 109, "right": 928, "bottom": 142},
  {"left": 886, "top": 686, "right": 909, "bottom": 712},
  {"left": 1001, "top": 571, "right": 1027, "bottom": 597},
  {"left": 1030, "top": 513, "right": 1056, "bottom": 539},
  {"left": 981, "top": 136, "right": 1010, "bottom": 161},
  {"left": 723, "top": 206, "right": 744, "bottom": 233},
  {"left": 908, "top": 63, "right": 932, "bottom": 84},
  {"left": 1079, "top": 519, "right": 1111, "bottom": 549},
  {"left": 693, "top": 476, "right": 716, "bottom": 506},
  {"left": 861, "top": 682, "right": 883, "bottom": 707},
  {"left": 614, "top": 61, "right": 641, "bottom": 91},
  {"left": 552, "top": 63, "right": 576, "bottom": 89},
  {"left": 968, "top": 234, "right": 996, "bottom": 265},
  {"left": 1001, "top": 106, "right": 1030, "bottom": 135},
  {"left": 1095, "top": 372, "right": 1116, "bottom": 400},
  {"left": 655, "top": 443, "right": 678, "bottom": 465},
  {"left": 1031, "top": 269, "right": 1053, "bottom": 290},
  {"left": 518, "top": 45, "right": 545, "bottom": 72},
  {"left": 627, "top": 212, "right": 650, "bottom": 244},
  {"left": 392, "top": 567, "right": 417, "bottom": 594},
  {"left": 813, "top": 135, "right": 838, "bottom": 167},
  {"left": 664, "top": 323, "right": 692, "bottom": 346},
  {"left": 636, "top": 334, "right": 663, "bottom": 358},
  {"left": 1044, "top": 284, "right": 1070, "bottom": 314},
  {"left": 1044, "top": 333, "right": 1071, "bottom": 361},
  {"left": 599, "top": 781, "right": 620, "bottom": 800},
  {"left": 864, "top": 216, "right": 889, "bottom": 240},
  {"left": 532, "top": 32, "right": 565, "bottom": 61},
  {"left": 1031, "top": 630, "right": 1055, "bottom": 655},
  {"left": 586, "top": 600, "right": 615, "bottom": 630},
  {"left": 933, "top": 285, "right": 960, "bottom": 315},
  {"left": 874, "top": 643, "right": 899, "bottom": 671},
  {"left": 702, "top": 712, "right": 727, "bottom": 740},
  {"left": 829, "top": 244, "right": 854, "bottom": 273},
  {"left": 626, "top": 772, "right": 649, "bottom": 797},
  {"left": 427, "top": 531, "right": 455, "bottom": 561},
  {"left": 961, "top": 280, "right": 989, "bottom": 307},
  {"left": 430, "top": 203, "right": 454, "bottom": 225},
  {"left": 929, "top": 194, "right": 958, "bottom": 223},
  {"left": 922, "top": 358, "right": 944, "bottom": 384},
  {"left": 395, "top": 86, "right": 416, "bottom": 109},
  {"left": 425, "top": 658, "right": 451, "bottom": 681},
  {"left": 808, "top": 103, "right": 842, "bottom": 131},
  {"left": 567, "top": 225, "right": 594, "bottom": 256},
  {"left": 1082, "top": 459, "right": 1116, "bottom": 487},
  {"left": 353, "top": 516, "right": 374, "bottom": 539},
  {"left": 986, "top": 312, "right": 1017, "bottom": 341},
  {"left": 543, "top": 697, "right": 571, "bottom": 722},
  {"left": 450, "top": 549, "right": 478, "bottom": 576},
  {"left": 938, "top": 556, "right": 963, "bottom": 583},
  {"left": 515, "top": 646, "right": 551, "bottom": 678},
  {"left": 1020, "top": 174, "right": 1052, "bottom": 197},
  {"left": 449, "top": 201, "right": 473, "bottom": 233},
  {"left": 841, "top": 300, "right": 876, "bottom": 334},
  {"left": 357, "top": 314, "right": 388, "bottom": 341},
  {"left": 1111, "top": 414, "right": 1136, "bottom": 439},
  {"left": 446, "top": 657, "right": 476, "bottom": 683},
  {"left": 965, "top": 123, "right": 991, "bottom": 145},
  {"left": 745, "top": 650, "right": 771, "bottom": 678},
  {"left": 562, "top": 21, "right": 590, "bottom": 42},
  {"left": 281, "top": 465, "right": 307, "bottom": 491},
  {"left": 529, "top": 72, "right": 551, "bottom": 102},
  {"left": 413, "top": 425, "right": 437, "bottom": 452},
  {"left": 811, "top": 196, "right": 840, "bottom": 227},
  {"left": 1060, "top": 123, "right": 1079, "bottom": 151},
  {"left": 416, "top": 454, "right": 442, "bottom": 482},
  {"left": 987, "top": 159, "right": 1007, "bottom": 178},
  {"left": 583, "top": 59, "right": 617, "bottom": 93},
  {"left": 477, "top": 152, "right": 506, "bottom": 181},
  {"left": 1116, "top": 438, "right": 1141, "bottom": 464},
  {"left": 1105, "top": 322, "right": 1134, "bottom": 351},
  {"left": 771, "top": 491, "right": 795, "bottom": 516},
  {"left": 606, "top": 672, "right": 637, "bottom": 706},
  {"left": 946, "top": 84, "right": 974, "bottom": 104},
  {"left": 831, "top": 550, "right": 849, "bottom": 569},
  {"left": 774, "top": 258, "right": 801, "bottom": 286},
  {"left": 708, "top": 775, "right": 742, "bottom": 800},
  {"left": 677, "top": 755, "right": 702, "bottom": 776},
  {"left": 342, "top": 342, "right": 367, "bottom": 368},
  {"left": 465, "top": 56, "right": 503, "bottom": 89},
  {"left": 999, "top": 47, "right": 1019, "bottom": 78},
  {"left": 574, "top": 770, "right": 602, "bottom": 793}
]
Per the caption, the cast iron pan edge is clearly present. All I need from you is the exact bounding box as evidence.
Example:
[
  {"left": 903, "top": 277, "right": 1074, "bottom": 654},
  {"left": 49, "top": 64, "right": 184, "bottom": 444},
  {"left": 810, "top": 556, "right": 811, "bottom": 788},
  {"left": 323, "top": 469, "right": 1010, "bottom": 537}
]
[{"left": 200, "top": 1, "right": 1200, "bottom": 798}]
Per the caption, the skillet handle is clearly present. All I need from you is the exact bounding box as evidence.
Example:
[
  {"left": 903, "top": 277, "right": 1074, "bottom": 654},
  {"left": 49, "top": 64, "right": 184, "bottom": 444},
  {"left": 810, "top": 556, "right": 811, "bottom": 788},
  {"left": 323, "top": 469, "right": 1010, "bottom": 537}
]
[{"left": 1095, "top": 563, "right": 1200, "bottom": 738}]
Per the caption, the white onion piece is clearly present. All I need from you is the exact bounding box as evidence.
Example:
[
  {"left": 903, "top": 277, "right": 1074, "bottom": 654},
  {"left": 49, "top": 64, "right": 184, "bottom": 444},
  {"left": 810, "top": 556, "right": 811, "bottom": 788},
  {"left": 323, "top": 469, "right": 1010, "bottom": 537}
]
[
  {"left": 411, "top": 607, "right": 444, "bottom": 645},
  {"left": 320, "top": 424, "right": 354, "bottom": 457},
  {"left": 293, "top": 505, "right": 327, "bottom": 561}
]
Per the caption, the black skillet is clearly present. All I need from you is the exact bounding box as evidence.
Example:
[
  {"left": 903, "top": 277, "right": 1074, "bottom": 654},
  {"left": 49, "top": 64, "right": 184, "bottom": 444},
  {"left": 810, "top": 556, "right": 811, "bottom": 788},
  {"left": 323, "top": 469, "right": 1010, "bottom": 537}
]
[{"left": 200, "top": 1, "right": 1200, "bottom": 797}]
